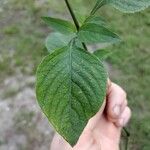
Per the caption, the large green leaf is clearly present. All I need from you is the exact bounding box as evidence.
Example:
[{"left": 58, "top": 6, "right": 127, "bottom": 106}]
[
  {"left": 36, "top": 44, "right": 107, "bottom": 146},
  {"left": 46, "top": 32, "right": 75, "bottom": 53},
  {"left": 42, "top": 17, "right": 76, "bottom": 34},
  {"left": 78, "top": 23, "right": 120, "bottom": 44},
  {"left": 91, "top": 0, "right": 150, "bottom": 14}
]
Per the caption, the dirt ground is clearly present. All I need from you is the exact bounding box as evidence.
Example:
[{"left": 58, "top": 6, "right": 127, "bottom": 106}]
[{"left": 0, "top": 74, "right": 54, "bottom": 150}]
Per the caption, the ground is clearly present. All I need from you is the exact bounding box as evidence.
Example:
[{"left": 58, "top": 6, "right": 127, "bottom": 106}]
[{"left": 0, "top": 0, "right": 150, "bottom": 150}]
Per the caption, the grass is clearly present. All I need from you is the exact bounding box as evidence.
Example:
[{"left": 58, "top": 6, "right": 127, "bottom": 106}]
[
  {"left": 99, "top": 7, "right": 150, "bottom": 150},
  {"left": 0, "top": 0, "right": 150, "bottom": 149},
  {"left": 0, "top": 0, "right": 48, "bottom": 82}
]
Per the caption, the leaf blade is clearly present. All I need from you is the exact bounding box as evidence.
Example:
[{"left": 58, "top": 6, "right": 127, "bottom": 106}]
[
  {"left": 45, "top": 32, "right": 75, "bottom": 53},
  {"left": 36, "top": 45, "right": 107, "bottom": 146},
  {"left": 42, "top": 17, "right": 76, "bottom": 34},
  {"left": 78, "top": 23, "right": 121, "bottom": 44},
  {"left": 85, "top": 15, "right": 107, "bottom": 26},
  {"left": 92, "top": 0, "right": 150, "bottom": 14},
  {"left": 107, "top": 0, "right": 150, "bottom": 13}
]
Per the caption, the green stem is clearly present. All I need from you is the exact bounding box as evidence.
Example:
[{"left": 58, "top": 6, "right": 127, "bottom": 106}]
[
  {"left": 123, "top": 127, "right": 130, "bottom": 150},
  {"left": 64, "top": 0, "right": 88, "bottom": 51},
  {"left": 64, "top": 0, "right": 80, "bottom": 30},
  {"left": 90, "top": 0, "right": 105, "bottom": 15}
]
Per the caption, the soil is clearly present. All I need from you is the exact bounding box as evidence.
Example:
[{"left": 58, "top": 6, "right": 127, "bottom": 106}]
[{"left": 0, "top": 74, "right": 54, "bottom": 150}]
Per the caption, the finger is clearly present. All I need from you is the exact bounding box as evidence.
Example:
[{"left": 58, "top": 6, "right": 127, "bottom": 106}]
[
  {"left": 86, "top": 79, "right": 111, "bottom": 130},
  {"left": 115, "top": 106, "right": 131, "bottom": 127},
  {"left": 86, "top": 99, "right": 106, "bottom": 130},
  {"left": 106, "top": 82, "right": 127, "bottom": 121},
  {"left": 107, "top": 78, "right": 112, "bottom": 93}
]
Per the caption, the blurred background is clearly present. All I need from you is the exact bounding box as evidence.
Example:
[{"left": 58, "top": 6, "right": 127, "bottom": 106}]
[{"left": 0, "top": 0, "right": 149, "bottom": 150}]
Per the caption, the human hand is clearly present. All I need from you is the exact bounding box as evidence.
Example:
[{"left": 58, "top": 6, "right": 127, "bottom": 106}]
[{"left": 50, "top": 81, "right": 131, "bottom": 150}]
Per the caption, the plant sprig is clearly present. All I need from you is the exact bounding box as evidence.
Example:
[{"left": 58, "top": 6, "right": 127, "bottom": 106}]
[{"left": 36, "top": 0, "right": 150, "bottom": 147}]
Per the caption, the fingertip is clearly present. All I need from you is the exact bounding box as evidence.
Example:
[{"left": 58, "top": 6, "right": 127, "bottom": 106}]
[
  {"left": 123, "top": 107, "right": 131, "bottom": 126},
  {"left": 115, "top": 106, "right": 131, "bottom": 127},
  {"left": 106, "top": 83, "right": 127, "bottom": 121}
]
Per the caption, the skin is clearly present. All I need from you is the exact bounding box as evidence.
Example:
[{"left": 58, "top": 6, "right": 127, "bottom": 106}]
[{"left": 50, "top": 81, "right": 131, "bottom": 150}]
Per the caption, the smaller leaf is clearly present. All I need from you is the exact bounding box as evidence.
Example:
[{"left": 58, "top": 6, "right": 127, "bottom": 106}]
[
  {"left": 74, "top": 11, "right": 87, "bottom": 25},
  {"left": 78, "top": 23, "right": 121, "bottom": 45},
  {"left": 91, "top": 0, "right": 150, "bottom": 15},
  {"left": 42, "top": 17, "right": 76, "bottom": 34},
  {"left": 85, "top": 15, "right": 107, "bottom": 26},
  {"left": 107, "top": 0, "right": 150, "bottom": 13},
  {"left": 91, "top": 0, "right": 150, "bottom": 14},
  {"left": 46, "top": 32, "right": 75, "bottom": 53},
  {"left": 93, "top": 49, "right": 111, "bottom": 60}
]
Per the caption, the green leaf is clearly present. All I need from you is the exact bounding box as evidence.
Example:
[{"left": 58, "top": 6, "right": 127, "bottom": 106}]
[
  {"left": 46, "top": 32, "right": 75, "bottom": 53},
  {"left": 93, "top": 49, "right": 111, "bottom": 60},
  {"left": 42, "top": 17, "right": 76, "bottom": 34},
  {"left": 74, "top": 38, "right": 84, "bottom": 49},
  {"left": 107, "top": 0, "right": 150, "bottom": 13},
  {"left": 74, "top": 11, "right": 87, "bottom": 25},
  {"left": 36, "top": 44, "right": 107, "bottom": 146},
  {"left": 91, "top": 0, "right": 150, "bottom": 14},
  {"left": 85, "top": 15, "right": 107, "bottom": 26},
  {"left": 78, "top": 23, "right": 121, "bottom": 44},
  {"left": 45, "top": 32, "right": 83, "bottom": 53}
]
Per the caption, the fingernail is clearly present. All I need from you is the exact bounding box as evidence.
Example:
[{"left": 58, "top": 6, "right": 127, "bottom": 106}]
[
  {"left": 118, "top": 118, "right": 124, "bottom": 127},
  {"left": 113, "top": 105, "right": 121, "bottom": 116}
]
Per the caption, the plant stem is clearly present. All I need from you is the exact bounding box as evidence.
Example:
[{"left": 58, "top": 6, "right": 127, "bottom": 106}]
[
  {"left": 123, "top": 127, "right": 130, "bottom": 150},
  {"left": 123, "top": 127, "right": 130, "bottom": 137},
  {"left": 64, "top": 0, "right": 80, "bottom": 30},
  {"left": 64, "top": 0, "right": 88, "bottom": 51},
  {"left": 90, "top": 0, "right": 105, "bottom": 15}
]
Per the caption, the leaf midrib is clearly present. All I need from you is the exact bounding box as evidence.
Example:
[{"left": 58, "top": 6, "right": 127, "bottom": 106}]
[{"left": 68, "top": 44, "right": 73, "bottom": 122}]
